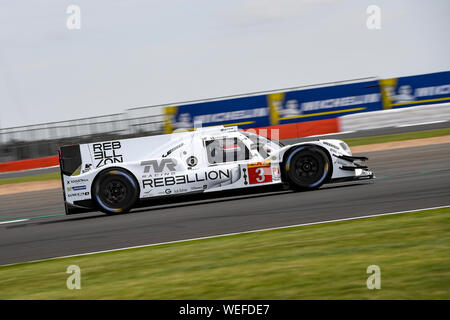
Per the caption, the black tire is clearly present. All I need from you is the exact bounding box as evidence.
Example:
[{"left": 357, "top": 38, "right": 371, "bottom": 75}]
[
  {"left": 284, "top": 146, "right": 330, "bottom": 190},
  {"left": 93, "top": 168, "right": 139, "bottom": 214}
]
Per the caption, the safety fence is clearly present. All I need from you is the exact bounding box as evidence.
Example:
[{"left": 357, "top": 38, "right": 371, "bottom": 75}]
[{"left": 0, "top": 113, "right": 164, "bottom": 163}]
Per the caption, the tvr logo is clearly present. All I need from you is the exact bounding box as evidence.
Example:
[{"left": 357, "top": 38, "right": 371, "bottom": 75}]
[{"left": 141, "top": 159, "right": 177, "bottom": 173}]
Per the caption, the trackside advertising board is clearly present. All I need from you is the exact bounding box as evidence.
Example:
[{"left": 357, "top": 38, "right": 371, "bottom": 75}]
[
  {"left": 267, "top": 80, "right": 381, "bottom": 126},
  {"left": 163, "top": 71, "right": 450, "bottom": 133},
  {"left": 379, "top": 71, "right": 450, "bottom": 110},
  {"left": 163, "top": 80, "right": 381, "bottom": 133},
  {"left": 163, "top": 95, "right": 269, "bottom": 134}
]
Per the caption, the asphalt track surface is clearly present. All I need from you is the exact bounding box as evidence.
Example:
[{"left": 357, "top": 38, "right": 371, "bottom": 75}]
[{"left": 1, "top": 141, "right": 450, "bottom": 265}]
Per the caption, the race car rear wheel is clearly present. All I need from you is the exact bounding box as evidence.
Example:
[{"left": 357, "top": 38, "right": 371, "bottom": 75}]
[
  {"left": 284, "top": 146, "right": 330, "bottom": 190},
  {"left": 93, "top": 168, "right": 139, "bottom": 214}
]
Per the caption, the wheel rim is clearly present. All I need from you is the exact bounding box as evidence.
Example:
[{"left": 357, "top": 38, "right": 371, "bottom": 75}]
[
  {"left": 101, "top": 180, "right": 128, "bottom": 206},
  {"left": 294, "top": 155, "right": 319, "bottom": 178},
  {"left": 286, "top": 147, "right": 329, "bottom": 188}
]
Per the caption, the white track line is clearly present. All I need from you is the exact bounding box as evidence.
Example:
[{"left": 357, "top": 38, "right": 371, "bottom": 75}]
[
  {"left": 396, "top": 120, "right": 448, "bottom": 128},
  {"left": 307, "top": 131, "right": 355, "bottom": 138},
  {"left": 1, "top": 205, "right": 449, "bottom": 267},
  {"left": 0, "top": 219, "right": 29, "bottom": 225}
]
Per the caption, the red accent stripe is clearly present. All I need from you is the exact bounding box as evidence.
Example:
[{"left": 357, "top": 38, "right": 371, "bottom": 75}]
[
  {"left": 245, "top": 118, "right": 340, "bottom": 140},
  {"left": 0, "top": 156, "right": 59, "bottom": 173},
  {"left": 297, "top": 118, "right": 339, "bottom": 138}
]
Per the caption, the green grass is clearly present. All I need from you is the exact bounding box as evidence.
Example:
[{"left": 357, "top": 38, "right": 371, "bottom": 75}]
[
  {"left": 344, "top": 127, "right": 450, "bottom": 147},
  {"left": 1, "top": 207, "right": 449, "bottom": 299},
  {"left": 0, "top": 172, "right": 60, "bottom": 186}
]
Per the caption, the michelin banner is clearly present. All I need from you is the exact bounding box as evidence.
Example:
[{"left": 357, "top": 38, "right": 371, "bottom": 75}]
[
  {"left": 379, "top": 71, "right": 450, "bottom": 110},
  {"left": 268, "top": 80, "right": 381, "bottom": 126},
  {"left": 164, "top": 71, "right": 450, "bottom": 133},
  {"left": 164, "top": 81, "right": 382, "bottom": 133},
  {"left": 164, "top": 95, "right": 270, "bottom": 133}
]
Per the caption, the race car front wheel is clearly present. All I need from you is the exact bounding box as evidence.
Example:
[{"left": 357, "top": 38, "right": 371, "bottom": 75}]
[
  {"left": 284, "top": 146, "right": 330, "bottom": 190},
  {"left": 93, "top": 168, "right": 139, "bottom": 214}
]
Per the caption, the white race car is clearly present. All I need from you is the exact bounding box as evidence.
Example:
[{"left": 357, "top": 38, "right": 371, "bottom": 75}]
[{"left": 58, "top": 126, "right": 374, "bottom": 215}]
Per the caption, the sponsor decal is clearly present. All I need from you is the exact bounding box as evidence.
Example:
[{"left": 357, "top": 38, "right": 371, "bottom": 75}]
[
  {"left": 142, "top": 169, "right": 230, "bottom": 189},
  {"left": 390, "top": 85, "right": 415, "bottom": 104},
  {"left": 247, "top": 162, "right": 272, "bottom": 185},
  {"left": 141, "top": 159, "right": 177, "bottom": 173},
  {"left": 162, "top": 143, "right": 184, "bottom": 158},
  {"left": 93, "top": 141, "right": 123, "bottom": 168},
  {"left": 191, "top": 185, "right": 207, "bottom": 191},
  {"left": 242, "top": 168, "right": 248, "bottom": 185},
  {"left": 67, "top": 192, "right": 90, "bottom": 197},
  {"left": 300, "top": 94, "right": 380, "bottom": 112},
  {"left": 67, "top": 185, "right": 87, "bottom": 192},
  {"left": 67, "top": 178, "right": 88, "bottom": 185},
  {"left": 272, "top": 167, "right": 280, "bottom": 181},
  {"left": 221, "top": 127, "right": 238, "bottom": 133},
  {"left": 280, "top": 99, "right": 301, "bottom": 118},
  {"left": 173, "top": 113, "right": 193, "bottom": 131},
  {"left": 81, "top": 164, "right": 92, "bottom": 173},
  {"left": 247, "top": 161, "right": 271, "bottom": 168},
  {"left": 186, "top": 156, "right": 198, "bottom": 167},
  {"left": 414, "top": 84, "right": 450, "bottom": 98},
  {"left": 322, "top": 141, "right": 340, "bottom": 150}
]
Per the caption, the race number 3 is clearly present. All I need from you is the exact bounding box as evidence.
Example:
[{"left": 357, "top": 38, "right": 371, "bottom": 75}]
[{"left": 247, "top": 163, "right": 273, "bottom": 185}]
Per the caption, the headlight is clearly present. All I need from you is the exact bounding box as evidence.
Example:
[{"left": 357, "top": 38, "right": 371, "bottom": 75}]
[{"left": 340, "top": 142, "right": 352, "bottom": 155}]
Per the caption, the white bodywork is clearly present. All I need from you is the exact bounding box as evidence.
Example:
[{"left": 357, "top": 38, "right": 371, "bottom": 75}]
[{"left": 61, "top": 126, "right": 373, "bottom": 209}]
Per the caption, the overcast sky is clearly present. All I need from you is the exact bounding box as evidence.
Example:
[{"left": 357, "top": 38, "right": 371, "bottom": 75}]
[{"left": 0, "top": 0, "right": 449, "bottom": 128}]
